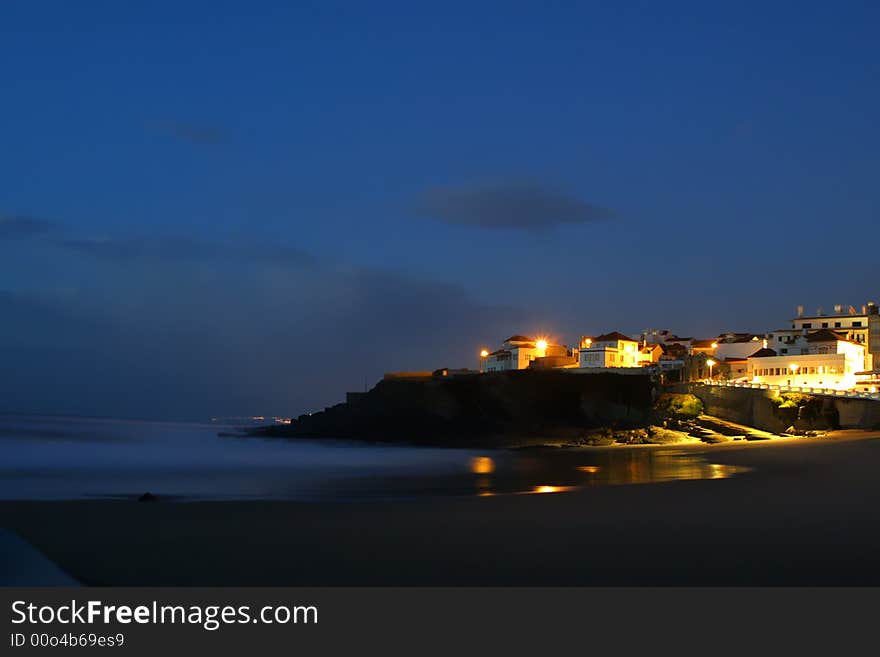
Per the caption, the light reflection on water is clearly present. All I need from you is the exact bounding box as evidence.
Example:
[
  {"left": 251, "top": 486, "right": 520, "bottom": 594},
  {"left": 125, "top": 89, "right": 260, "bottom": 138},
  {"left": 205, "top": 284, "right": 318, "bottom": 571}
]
[
  {"left": 0, "top": 415, "right": 750, "bottom": 501},
  {"left": 462, "top": 450, "right": 749, "bottom": 498}
]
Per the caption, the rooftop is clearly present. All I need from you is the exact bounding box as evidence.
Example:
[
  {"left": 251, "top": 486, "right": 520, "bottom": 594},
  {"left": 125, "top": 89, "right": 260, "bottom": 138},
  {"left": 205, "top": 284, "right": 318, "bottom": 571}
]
[
  {"left": 804, "top": 329, "right": 850, "bottom": 343},
  {"left": 593, "top": 331, "right": 637, "bottom": 343},
  {"left": 504, "top": 334, "right": 534, "bottom": 343},
  {"left": 793, "top": 303, "right": 878, "bottom": 320}
]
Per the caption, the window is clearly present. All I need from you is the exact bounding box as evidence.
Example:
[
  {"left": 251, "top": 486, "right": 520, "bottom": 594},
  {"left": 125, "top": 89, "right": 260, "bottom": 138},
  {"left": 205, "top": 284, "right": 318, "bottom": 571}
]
[
  {"left": 853, "top": 321, "right": 862, "bottom": 327},
  {"left": 822, "top": 322, "right": 828, "bottom": 328},
  {"left": 802, "top": 323, "right": 812, "bottom": 329},
  {"left": 834, "top": 322, "right": 841, "bottom": 328}
]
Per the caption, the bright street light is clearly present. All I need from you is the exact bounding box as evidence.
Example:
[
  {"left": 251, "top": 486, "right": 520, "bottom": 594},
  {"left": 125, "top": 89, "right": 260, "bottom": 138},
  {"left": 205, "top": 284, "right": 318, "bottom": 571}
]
[
  {"left": 479, "top": 348, "right": 489, "bottom": 373},
  {"left": 535, "top": 339, "right": 548, "bottom": 351},
  {"left": 706, "top": 358, "right": 716, "bottom": 379}
]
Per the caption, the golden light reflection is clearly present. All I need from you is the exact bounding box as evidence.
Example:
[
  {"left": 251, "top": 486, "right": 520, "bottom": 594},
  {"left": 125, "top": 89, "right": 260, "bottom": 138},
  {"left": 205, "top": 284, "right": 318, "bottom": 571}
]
[
  {"left": 470, "top": 456, "right": 496, "bottom": 474},
  {"left": 576, "top": 465, "right": 601, "bottom": 474},
  {"left": 530, "top": 485, "right": 573, "bottom": 494}
]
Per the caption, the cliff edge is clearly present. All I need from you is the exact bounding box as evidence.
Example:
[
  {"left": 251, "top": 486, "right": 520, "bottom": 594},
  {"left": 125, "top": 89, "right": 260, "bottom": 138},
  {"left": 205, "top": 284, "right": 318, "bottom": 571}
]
[{"left": 258, "top": 370, "right": 656, "bottom": 446}]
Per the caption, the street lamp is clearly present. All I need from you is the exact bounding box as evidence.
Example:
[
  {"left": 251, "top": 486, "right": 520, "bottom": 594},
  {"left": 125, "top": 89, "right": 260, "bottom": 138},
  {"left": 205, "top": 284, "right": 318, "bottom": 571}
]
[
  {"left": 706, "top": 358, "right": 716, "bottom": 380},
  {"left": 479, "top": 349, "right": 489, "bottom": 373},
  {"left": 535, "top": 339, "right": 548, "bottom": 352}
]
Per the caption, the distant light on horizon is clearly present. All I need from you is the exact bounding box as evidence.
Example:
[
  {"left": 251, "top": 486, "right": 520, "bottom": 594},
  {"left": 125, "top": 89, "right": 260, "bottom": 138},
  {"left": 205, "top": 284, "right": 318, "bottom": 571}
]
[{"left": 470, "top": 456, "right": 495, "bottom": 474}]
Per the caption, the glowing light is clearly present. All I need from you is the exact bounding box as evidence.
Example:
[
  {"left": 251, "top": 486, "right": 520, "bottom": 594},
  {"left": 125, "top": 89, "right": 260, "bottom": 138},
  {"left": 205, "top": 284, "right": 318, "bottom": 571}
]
[
  {"left": 530, "top": 485, "right": 573, "bottom": 494},
  {"left": 789, "top": 363, "right": 799, "bottom": 372},
  {"left": 470, "top": 456, "right": 496, "bottom": 474},
  {"left": 706, "top": 358, "right": 716, "bottom": 380},
  {"left": 536, "top": 339, "right": 548, "bottom": 351},
  {"left": 480, "top": 349, "right": 489, "bottom": 358},
  {"left": 711, "top": 342, "right": 718, "bottom": 349},
  {"left": 576, "top": 465, "right": 601, "bottom": 474}
]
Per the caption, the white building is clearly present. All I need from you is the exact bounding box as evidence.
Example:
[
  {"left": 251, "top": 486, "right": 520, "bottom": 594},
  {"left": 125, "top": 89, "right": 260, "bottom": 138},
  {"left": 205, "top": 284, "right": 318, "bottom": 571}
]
[
  {"left": 483, "top": 335, "right": 567, "bottom": 372},
  {"left": 578, "top": 332, "right": 640, "bottom": 368},
  {"left": 638, "top": 342, "right": 663, "bottom": 365},
  {"left": 747, "top": 330, "right": 866, "bottom": 390},
  {"left": 787, "top": 302, "right": 879, "bottom": 371},
  {"left": 713, "top": 334, "right": 766, "bottom": 361}
]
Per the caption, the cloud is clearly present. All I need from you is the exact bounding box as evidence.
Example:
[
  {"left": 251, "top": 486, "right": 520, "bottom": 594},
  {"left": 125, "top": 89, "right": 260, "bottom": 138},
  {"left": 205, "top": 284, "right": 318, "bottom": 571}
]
[
  {"left": 0, "top": 257, "right": 525, "bottom": 420},
  {"left": 415, "top": 181, "right": 615, "bottom": 230},
  {"left": 150, "top": 120, "right": 226, "bottom": 145},
  {"left": 0, "top": 215, "right": 53, "bottom": 239},
  {"left": 51, "top": 235, "right": 314, "bottom": 267}
]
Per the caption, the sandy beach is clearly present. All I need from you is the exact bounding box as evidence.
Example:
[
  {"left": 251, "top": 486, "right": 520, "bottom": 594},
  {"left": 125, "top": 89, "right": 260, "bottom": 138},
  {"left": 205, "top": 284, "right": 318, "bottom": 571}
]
[{"left": 2, "top": 431, "right": 880, "bottom": 586}]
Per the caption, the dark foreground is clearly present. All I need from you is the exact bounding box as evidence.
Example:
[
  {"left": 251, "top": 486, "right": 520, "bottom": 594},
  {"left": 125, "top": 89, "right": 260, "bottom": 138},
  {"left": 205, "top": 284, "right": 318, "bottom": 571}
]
[{"left": 2, "top": 434, "right": 879, "bottom": 586}]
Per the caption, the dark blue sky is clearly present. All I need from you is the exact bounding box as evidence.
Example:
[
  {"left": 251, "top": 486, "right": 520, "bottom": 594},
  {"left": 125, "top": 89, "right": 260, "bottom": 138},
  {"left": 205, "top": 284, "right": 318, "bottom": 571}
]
[{"left": 2, "top": 1, "right": 879, "bottom": 419}]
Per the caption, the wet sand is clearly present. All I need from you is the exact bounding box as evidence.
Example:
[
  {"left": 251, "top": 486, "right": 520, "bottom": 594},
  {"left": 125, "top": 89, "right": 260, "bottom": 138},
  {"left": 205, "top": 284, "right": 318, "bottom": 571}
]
[{"left": 2, "top": 431, "right": 879, "bottom": 586}]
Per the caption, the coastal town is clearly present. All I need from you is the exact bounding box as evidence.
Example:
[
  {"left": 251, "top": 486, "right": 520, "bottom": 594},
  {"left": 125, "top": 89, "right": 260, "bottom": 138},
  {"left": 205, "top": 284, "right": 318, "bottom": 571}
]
[{"left": 395, "top": 301, "right": 880, "bottom": 399}]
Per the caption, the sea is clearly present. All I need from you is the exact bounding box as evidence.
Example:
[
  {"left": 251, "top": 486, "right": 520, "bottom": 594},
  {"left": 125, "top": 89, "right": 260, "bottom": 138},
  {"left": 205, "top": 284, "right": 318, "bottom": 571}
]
[{"left": 0, "top": 413, "right": 747, "bottom": 501}]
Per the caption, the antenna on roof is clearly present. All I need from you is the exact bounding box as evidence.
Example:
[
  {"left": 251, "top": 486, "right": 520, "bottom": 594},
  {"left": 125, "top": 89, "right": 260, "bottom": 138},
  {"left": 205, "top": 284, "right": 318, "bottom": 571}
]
[{"left": 796, "top": 305, "right": 804, "bottom": 318}]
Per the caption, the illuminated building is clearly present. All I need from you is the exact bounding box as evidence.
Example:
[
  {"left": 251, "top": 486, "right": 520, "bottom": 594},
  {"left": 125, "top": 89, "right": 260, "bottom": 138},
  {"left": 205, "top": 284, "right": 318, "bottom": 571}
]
[
  {"left": 747, "top": 330, "right": 867, "bottom": 390},
  {"left": 578, "top": 332, "right": 640, "bottom": 368},
  {"left": 779, "top": 302, "right": 879, "bottom": 371},
  {"left": 482, "top": 335, "right": 567, "bottom": 371},
  {"left": 638, "top": 342, "right": 663, "bottom": 365},
  {"left": 713, "top": 334, "right": 766, "bottom": 360}
]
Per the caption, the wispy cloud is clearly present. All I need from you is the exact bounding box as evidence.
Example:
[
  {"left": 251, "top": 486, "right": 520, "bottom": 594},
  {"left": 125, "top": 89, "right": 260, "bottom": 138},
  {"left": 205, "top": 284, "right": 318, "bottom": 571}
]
[
  {"left": 51, "top": 234, "right": 314, "bottom": 267},
  {"left": 0, "top": 254, "right": 524, "bottom": 420},
  {"left": 415, "top": 181, "right": 615, "bottom": 230},
  {"left": 149, "top": 119, "right": 226, "bottom": 145},
  {"left": 0, "top": 215, "right": 54, "bottom": 240}
]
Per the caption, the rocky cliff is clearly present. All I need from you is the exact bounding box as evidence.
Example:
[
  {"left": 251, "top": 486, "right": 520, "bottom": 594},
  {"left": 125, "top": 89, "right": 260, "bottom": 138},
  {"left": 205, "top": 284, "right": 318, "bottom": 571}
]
[
  {"left": 259, "top": 370, "right": 656, "bottom": 446},
  {"left": 685, "top": 383, "right": 880, "bottom": 432}
]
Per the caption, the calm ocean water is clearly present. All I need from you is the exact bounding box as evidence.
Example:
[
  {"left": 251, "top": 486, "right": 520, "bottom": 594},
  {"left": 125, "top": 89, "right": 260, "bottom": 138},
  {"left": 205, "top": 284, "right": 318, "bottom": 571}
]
[{"left": 0, "top": 414, "right": 747, "bottom": 501}]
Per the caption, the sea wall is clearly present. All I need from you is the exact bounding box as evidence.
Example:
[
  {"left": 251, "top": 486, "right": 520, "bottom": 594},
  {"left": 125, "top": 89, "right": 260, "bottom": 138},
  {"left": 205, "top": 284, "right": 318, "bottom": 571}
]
[
  {"left": 262, "top": 370, "right": 656, "bottom": 446},
  {"left": 683, "top": 384, "right": 880, "bottom": 432}
]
